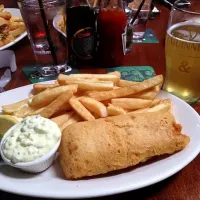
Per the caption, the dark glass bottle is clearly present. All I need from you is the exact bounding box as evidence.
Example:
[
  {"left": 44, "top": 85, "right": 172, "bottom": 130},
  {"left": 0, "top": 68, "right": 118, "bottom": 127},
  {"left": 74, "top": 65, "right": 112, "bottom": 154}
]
[{"left": 66, "top": 0, "right": 97, "bottom": 66}]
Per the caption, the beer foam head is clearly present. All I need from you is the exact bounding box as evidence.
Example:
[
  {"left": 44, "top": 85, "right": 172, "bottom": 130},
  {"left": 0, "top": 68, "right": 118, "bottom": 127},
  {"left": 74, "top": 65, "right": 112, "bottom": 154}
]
[{"left": 168, "top": 21, "right": 200, "bottom": 43}]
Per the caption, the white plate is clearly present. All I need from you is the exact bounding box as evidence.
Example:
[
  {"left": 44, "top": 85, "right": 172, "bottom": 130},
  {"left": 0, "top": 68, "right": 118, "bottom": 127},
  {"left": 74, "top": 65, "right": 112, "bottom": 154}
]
[
  {"left": 0, "top": 8, "right": 27, "bottom": 51},
  {"left": 53, "top": 15, "right": 67, "bottom": 37},
  {"left": 0, "top": 82, "right": 200, "bottom": 199}
]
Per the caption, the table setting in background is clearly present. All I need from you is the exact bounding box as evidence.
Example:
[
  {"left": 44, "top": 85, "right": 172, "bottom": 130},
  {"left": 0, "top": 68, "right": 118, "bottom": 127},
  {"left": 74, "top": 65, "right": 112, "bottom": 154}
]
[{"left": 0, "top": 0, "right": 200, "bottom": 200}]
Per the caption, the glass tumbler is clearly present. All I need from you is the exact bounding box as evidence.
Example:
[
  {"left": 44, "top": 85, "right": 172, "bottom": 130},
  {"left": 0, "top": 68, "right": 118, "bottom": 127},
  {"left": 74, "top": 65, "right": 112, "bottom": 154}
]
[
  {"left": 128, "top": 0, "right": 152, "bottom": 39},
  {"left": 18, "top": 0, "right": 69, "bottom": 76}
]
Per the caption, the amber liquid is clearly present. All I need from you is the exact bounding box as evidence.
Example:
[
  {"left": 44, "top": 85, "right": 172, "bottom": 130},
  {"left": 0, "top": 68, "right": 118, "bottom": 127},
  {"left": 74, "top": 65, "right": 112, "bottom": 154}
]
[{"left": 164, "top": 22, "right": 200, "bottom": 104}]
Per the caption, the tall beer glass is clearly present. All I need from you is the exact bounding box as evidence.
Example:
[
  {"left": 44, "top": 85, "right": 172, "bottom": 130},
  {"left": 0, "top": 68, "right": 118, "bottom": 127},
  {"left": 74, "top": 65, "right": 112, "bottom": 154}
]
[{"left": 163, "top": 0, "right": 200, "bottom": 104}]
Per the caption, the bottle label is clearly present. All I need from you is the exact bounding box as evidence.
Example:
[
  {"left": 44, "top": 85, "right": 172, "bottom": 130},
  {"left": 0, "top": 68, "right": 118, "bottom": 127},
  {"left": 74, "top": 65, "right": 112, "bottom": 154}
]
[{"left": 71, "top": 27, "right": 95, "bottom": 60}]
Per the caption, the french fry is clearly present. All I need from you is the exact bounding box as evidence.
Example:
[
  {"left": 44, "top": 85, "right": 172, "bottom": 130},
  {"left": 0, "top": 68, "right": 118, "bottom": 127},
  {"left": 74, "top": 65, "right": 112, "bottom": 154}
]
[
  {"left": 0, "top": 12, "right": 11, "bottom": 20},
  {"left": 158, "top": 82, "right": 163, "bottom": 89},
  {"left": 10, "top": 101, "right": 45, "bottom": 118},
  {"left": 57, "top": 74, "right": 99, "bottom": 84},
  {"left": 1, "top": 72, "right": 171, "bottom": 126},
  {"left": 150, "top": 98, "right": 162, "bottom": 107},
  {"left": 68, "top": 73, "right": 120, "bottom": 84},
  {"left": 69, "top": 97, "right": 95, "bottom": 121},
  {"left": 50, "top": 111, "right": 67, "bottom": 118},
  {"left": 128, "top": 108, "right": 149, "bottom": 114},
  {"left": 53, "top": 102, "right": 72, "bottom": 115},
  {"left": 33, "top": 83, "right": 59, "bottom": 93},
  {"left": 2, "top": 98, "right": 29, "bottom": 114},
  {"left": 79, "top": 97, "right": 107, "bottom": 118},
  {"left": 10, "top": 16, "right": 23, "bottom": 22},
  {"left": 30, "top": 85, "right": 78, "bottom": 108},
  {"left": 38, "top": 91, "right": 73, "bottom": 118},
  {"left": 147, "top": 99, "right": 172, "bottom": 112},
  {"left": 111, "top": 98, "right": 152, "bottom": 110},
  {"left": 2, "top": 34, "right": 15, "bottom": 45},
  {"left": 90, "top": 112, "right": 101, "bottom": 119},
  {"left": 51, "top": 111, "right": 74, "bottom": 126},
  {"left": 49, "top": 101, "right": 72, "bottom": 116},
  {"left": 29, "top": 107, "right": 45, "bottom": 116},
  {"left": 61, "top": 79, "right": 114, "bottom": 91},
  {"left": 0, "top": 5, "right": 4, "bottom": 12},
  {"left": 58, "top": 15, "right": 66, "bottom": 34},
  {"left": 107, "top": 103, "right": 126, "bottom": 116},
  {"left": 126, "top": 85, "right": 160, "bottom": 100},
  {"left": 118, "top": 79, "right": 138, "bottom": 87},
  {"left": 9, "top": 21, "right": 25, "bottom": 31},
  {"left": 13, "top": 104, "right": 38, "bottom": 118},
  {"left": 108, "top": 71, "right": 121, "bottom": 78},
  {"left": 10, "top": 26, "right": 26, "bottom": 37},
  {"left": 59, "top": 113, "right": 82, "bottom": 132},
  {"left": 87, "top": 75, "right": 163, "bottom": 101},
  {"left": 101, "top": 99, "right": 111, "bottom": 106},
  {"left": 29, "top": 93, "right": 34, "bottom": 98},
  {"left": 129, "top": 99, "right": 172, "bottom": 114},
  {"left": 73, "top": 91, "right": 87, "bottom": 98},
  {"left": 0, "top": 40, "right": 4, "bottom": 47}
]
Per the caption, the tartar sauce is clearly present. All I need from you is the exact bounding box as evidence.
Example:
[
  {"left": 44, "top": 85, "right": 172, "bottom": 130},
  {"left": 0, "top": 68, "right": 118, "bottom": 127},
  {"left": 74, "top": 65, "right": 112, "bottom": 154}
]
[{"left": 2, "top": 115, "right": 61, "bottom": 163}]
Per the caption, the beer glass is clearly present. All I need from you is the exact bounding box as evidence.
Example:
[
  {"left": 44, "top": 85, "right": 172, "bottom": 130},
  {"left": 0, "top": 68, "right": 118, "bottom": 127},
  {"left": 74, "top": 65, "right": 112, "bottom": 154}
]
[{"left": 163, "top": 0, "right": 200, "bottom": 104}]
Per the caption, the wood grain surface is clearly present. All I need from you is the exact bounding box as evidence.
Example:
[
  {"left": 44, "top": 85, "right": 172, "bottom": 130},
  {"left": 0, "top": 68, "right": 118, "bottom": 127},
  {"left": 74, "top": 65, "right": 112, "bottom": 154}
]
[{"left": 0, "top": 1, "right": 199, "bottom": 200}]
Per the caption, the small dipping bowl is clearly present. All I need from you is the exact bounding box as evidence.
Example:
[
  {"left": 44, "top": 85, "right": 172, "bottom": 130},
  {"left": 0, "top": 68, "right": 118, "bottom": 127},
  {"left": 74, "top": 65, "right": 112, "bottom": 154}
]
[{"left": 0, "top": 123, "right": 61, "bottom": 173}]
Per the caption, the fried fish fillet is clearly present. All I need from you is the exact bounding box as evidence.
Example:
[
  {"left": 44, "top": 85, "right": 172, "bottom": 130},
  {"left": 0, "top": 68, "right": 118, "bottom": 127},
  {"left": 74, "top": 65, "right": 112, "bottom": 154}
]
[{"left": 59, "top": 110, "right": 190, "bottom": 179}]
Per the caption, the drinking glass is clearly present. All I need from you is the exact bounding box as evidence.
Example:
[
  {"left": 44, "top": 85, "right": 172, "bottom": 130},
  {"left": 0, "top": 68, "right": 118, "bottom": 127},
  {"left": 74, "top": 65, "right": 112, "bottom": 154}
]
[
  {"left": 163, "top": 0, "right": 200, "bottom": 104},
  {"left": 128, "top": 0, "right": 152, "bottom": 39},
  {"left": 18, "top": 0, "right": 69, "bottom": 76}
]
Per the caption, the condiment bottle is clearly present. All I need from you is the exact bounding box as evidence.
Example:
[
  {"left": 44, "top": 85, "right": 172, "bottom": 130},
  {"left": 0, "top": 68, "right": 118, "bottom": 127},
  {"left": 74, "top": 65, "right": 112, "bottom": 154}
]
[
  {"left": 97, "top": 0, "right": 129, "bottom": 66},
  {"left": 66, "top": 0, "right": 97, "bottom": 66}
]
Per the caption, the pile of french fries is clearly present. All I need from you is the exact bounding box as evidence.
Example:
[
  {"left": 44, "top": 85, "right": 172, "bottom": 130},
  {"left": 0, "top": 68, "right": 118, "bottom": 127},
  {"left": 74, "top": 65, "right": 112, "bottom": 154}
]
[
  {"left": 0, "top": 4, "right": 26, "bottom": 47},
  {"left": 2, "top": 72, "right": 172, "bottom": 132}
]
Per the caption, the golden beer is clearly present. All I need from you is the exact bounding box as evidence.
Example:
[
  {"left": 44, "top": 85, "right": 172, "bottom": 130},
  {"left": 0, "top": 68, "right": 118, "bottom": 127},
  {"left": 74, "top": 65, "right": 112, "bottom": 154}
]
[{"left": 164, "top": 22, "right": 200, "bottom": 103}]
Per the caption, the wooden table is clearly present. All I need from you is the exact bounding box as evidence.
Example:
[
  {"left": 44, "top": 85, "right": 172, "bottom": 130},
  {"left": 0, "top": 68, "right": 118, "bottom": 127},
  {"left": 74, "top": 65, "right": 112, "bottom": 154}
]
[{"left": 0, "top": 1, "right": 200, "bottom": 200}]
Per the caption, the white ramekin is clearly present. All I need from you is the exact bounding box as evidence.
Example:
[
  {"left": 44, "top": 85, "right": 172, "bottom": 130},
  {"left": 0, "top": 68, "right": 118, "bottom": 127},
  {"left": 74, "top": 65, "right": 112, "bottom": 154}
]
[{"left": 0, "top": 124, "right": 61, "bottom": 173}]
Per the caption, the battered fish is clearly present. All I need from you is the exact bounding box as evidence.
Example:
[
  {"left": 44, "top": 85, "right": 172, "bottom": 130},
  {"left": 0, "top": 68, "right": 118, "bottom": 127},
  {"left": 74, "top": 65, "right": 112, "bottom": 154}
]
[{"left": 59, "top": 110, "right": 190, "bottom": 179}]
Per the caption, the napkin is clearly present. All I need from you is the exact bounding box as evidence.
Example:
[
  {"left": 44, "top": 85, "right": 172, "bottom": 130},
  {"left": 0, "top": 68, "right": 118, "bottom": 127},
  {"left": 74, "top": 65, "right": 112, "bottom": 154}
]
[
  {"left": 0, "top": 50, "right": 17, "bottom": 89},
  {"left": 107, "top": 66, "right": 156, "bottom": 82}
]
